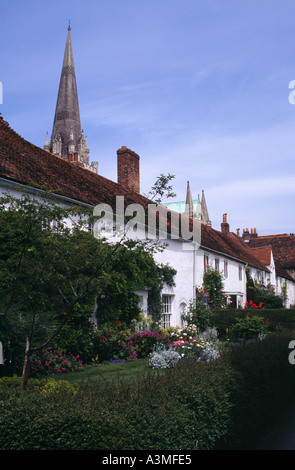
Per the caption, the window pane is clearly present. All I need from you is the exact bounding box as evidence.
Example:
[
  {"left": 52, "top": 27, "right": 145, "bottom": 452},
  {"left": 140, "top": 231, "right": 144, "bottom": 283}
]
[{"left": 161, "top": 295, "right": 173, "bottom": 328}]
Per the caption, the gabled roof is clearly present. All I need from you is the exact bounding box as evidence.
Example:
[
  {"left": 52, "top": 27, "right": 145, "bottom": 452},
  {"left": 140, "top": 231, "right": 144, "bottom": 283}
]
[
  {"left": 0, "top": 115, "right": 270, "bottom": 272},
  {"left": 249, "top": 246, "right": 273, "bottom": 267},
  {"left": 247, "top": 234, "right": 295, "bottom": 281},
  {"left": 248, "top": 234, "right": 295, "bottom": 270}
]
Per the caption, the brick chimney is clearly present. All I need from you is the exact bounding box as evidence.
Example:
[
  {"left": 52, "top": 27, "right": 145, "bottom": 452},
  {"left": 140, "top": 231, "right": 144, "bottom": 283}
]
[
  {"left": 242, "top": 227, "right": 258, "bottom": 241},
  {"left": 117, "top": 146, "right": 140, "bottom": 193},
  {"left": 251, "top": 227, "right": 258, "bottom": 238},
  {"left": 221, "top": 213, "right": 230, "bottom": 234},
  {"left": 243, "top": 228, "right": 250, "bottom": 241}
]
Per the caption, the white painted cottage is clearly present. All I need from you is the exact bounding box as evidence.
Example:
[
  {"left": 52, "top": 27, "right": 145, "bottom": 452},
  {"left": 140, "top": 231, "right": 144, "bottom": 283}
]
[
  {"left": 1, "top": 115, "right": 294, "bottom": 327},
  {"left": 0, "top": 27, "right": 294, "bottom": 328}
]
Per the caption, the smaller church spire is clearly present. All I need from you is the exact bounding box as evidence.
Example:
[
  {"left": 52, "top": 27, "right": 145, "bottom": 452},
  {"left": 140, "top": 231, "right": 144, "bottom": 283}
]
[
  {"left": 196, "top": 194, "right": 202, "bottom": 221},
  {"left": 201, "top": 190, "right": 211, "bottom": 226},
  {"left": 185, "top": 181, "right": 194, "bottom": 218},
  {"left": 43, "top": 131, "right": 50, "bottom": 152}
]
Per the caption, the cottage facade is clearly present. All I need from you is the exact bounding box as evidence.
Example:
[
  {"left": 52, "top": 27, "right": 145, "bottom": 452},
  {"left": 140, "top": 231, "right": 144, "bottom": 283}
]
[{"left": 0, "top": 27, "right": 294, "bottom": 328}]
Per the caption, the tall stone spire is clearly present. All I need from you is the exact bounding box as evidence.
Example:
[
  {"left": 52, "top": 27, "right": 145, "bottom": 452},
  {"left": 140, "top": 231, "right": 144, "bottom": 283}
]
[{"left": 44, "top": 25, "right": 98, "bottom": 173}]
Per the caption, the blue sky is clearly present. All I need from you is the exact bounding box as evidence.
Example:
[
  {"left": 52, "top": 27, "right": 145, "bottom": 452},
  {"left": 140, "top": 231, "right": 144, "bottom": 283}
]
[{"left": 1, "top": 0, "right": 295, "bottom": 235}]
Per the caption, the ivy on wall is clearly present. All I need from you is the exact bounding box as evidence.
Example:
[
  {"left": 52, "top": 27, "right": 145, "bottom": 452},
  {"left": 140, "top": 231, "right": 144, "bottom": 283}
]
[{"left": 147, "top": 264, "right": 177, "bottom": 322}]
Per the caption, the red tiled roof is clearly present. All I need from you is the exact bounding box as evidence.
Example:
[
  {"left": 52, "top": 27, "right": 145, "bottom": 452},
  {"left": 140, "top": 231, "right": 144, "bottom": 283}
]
[
  {"left": 0, "top": 116, "right": 150, "bottom": 209},
  {"left": 0, "top": 115, "right": 271, "bottom": 272},
  {"left": 248, "top": 235, "right": 295, "bottom": 270},
  {"left": 249, "top": 246, "right": 272, "bottom": 266}
]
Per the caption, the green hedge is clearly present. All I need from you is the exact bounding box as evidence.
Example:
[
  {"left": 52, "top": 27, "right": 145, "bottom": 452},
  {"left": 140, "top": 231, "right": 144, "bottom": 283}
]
[
  {"left": 1, "top": 330, "right": 295, "bottom": 450},
  {"left": 217, "top": 330, "right": 295, "bottom": 449},
  {"left": 211, "top": 308, "right": 295, "bottom": 338}
]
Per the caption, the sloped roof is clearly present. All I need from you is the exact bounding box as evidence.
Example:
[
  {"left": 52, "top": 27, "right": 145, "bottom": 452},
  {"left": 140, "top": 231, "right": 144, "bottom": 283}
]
[
  {"left": 200, "top": 229, "right": 269, "bottom": 271},
  {"left": 249, "top": 246, "right": 272, "bottom": 267},
  {"left": 0, "top": 115, "right": 150, "bottom": 210},
  {"left": 248, "top": 234, "right": 295, "bottom": 270},
  {"left": 0, "top": 115, "right": 270, "bottom": 272}
]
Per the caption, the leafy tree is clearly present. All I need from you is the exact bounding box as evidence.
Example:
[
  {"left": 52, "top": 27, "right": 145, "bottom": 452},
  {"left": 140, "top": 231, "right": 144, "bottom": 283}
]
[
  {"left": 145, "top": 173, "right": 176, "bottom": 204},
  {"left": 94, "top": 240, "right": 173, "bottom": 325},
  {"left": 0, "top": 193, "right": 165, "bottom": 389}
]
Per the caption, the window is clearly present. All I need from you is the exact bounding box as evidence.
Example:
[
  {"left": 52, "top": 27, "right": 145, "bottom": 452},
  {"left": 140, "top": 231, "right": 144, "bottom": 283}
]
[
  {"left": 204, "top": 254, "right": 209, "bottom": 272},
  {"left": 215, "top": 258, "right": 220, "bottom": 272},
  {"left": 161, "top": 295, "right": 173, "bottom": 328},
  {"left": 239, "top": 265, "right": 243, "bottom": 281},
  {"left": 224, "top": 260, "right": 228, "bottom": 278}
]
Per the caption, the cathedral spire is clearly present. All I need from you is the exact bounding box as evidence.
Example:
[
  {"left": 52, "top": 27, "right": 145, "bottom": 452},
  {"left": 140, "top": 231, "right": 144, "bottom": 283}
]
[
  {"left": 49, "top": 25, "right": 81, "bottom": 160},
  {"left": 44, "top": 27, "right": 97, "bottom": 173}
]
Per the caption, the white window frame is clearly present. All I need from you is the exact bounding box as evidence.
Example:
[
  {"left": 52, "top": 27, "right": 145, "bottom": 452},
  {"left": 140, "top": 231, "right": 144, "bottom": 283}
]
[
  {"left": 224, "top": 260, "right": 228, "bottom": 278},
  {"left": 215, "top": 258, "right": 220, "bottom": 272},
  {"left": 239, "top": 265, "right": 243, "bottom": 281},
  {"left": 204, "top": 254, "right": 209, "bottom": 272},
  {"left": 161, "top": 294, "right": 173, "bottom": 328}
]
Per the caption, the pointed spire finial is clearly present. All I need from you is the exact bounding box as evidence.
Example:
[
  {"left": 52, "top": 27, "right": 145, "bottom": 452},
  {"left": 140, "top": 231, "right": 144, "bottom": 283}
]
[
  {"left": 201, "top": 190, "right": 211, "bottom": 226},
  {"left": 185, "top": 181, "right": 194, "bottom": 218},
  {"left": 68, "top": 20, "right": 71, "bottom": 31},
  {"left": 43, "top": 131, "right": 50, "bottom": 151}
]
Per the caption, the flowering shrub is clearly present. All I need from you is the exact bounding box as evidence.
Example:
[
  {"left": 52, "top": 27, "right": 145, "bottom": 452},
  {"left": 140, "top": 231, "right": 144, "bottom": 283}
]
[
  {"left": 203, "top": 267, "right": 226, "bottom": 310},
  {"left": 40, "top": 379, "right": 78, "bottom": 396},
  {"left": 31, "top": 348, "right": 83, "bottom": 376},
  {"left": 120, "top": 338, "right": 138, "bottom": 361},
  {"left": 182, "top": 295, "right": 212, "bottom": 331},
  {"left": 122, "top": 330, "right": 170, "bottom": 359},
  {"left": 172, "top": 337, "right": 210, "bottom": 360},
  {"left": 245, "top": 300, "right": 264, "bottom": 309},
  {"left": 169, "top": 327, "right": 220, "bottom": 365},
  {"left": 92, "top": 321, "right": 131, "bottom": 362}
]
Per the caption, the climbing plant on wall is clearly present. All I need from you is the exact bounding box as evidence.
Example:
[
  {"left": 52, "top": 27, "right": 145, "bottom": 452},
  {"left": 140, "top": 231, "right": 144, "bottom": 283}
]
[{"left": 203, "top": 266, "right": 226, "bottom": 311}]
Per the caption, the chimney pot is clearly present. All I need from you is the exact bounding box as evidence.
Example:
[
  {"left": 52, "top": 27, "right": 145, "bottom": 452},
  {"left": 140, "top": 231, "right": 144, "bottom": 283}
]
[{"left": 221, "top": 213, "right": 230, "bottom": 234}]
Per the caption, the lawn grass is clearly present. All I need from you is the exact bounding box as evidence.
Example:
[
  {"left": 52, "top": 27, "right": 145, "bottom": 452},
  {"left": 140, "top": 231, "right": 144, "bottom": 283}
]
[{"left": 63, "top": 358, "right": 153, "bottom": 386}]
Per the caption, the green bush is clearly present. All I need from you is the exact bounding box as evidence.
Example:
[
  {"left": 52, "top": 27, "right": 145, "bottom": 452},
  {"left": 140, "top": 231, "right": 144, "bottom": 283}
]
[
  {"left": 2, "top": 330, "right": 295, "bottom": 450},
  {"left": 218, "top": 330, "right": 295, "bottom": 449},
  {"left": 229, "top": 314, "right": 269, "bottom": 341},
  {"left": 211, "top": 308, "right": 295, "bottom": 339},
  {"left": 0, "top": 360, "right": 232, "bottom": 450}
]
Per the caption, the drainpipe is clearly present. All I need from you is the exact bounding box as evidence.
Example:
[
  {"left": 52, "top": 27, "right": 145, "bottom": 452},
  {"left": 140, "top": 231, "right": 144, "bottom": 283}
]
[{"left": 193, "top": 243, "right": 197, "bottom": 300}]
